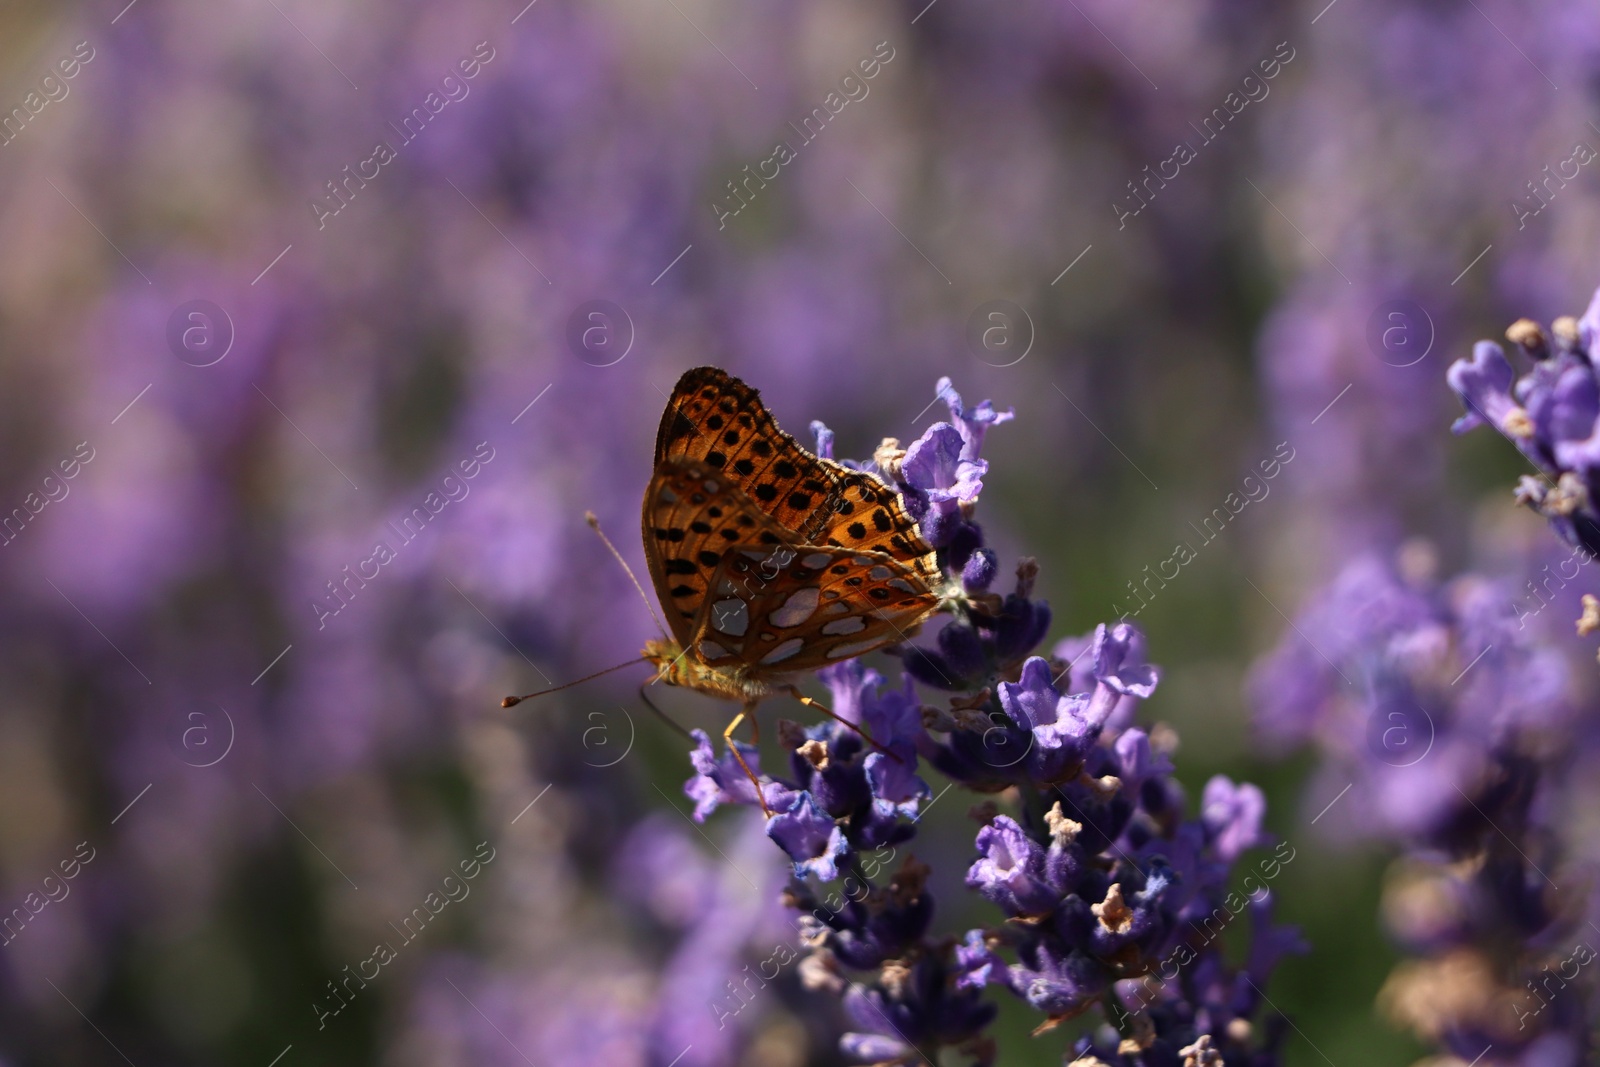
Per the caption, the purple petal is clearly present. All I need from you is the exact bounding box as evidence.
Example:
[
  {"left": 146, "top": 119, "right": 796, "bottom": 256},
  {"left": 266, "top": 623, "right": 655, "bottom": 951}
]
[
  {"left": 900, "top": 423, "right": 966, "bottom": 494},
  {"left": 936, "top": 377, "right": 1015, "bottom": 461},
  {"left": 810, "top": 419, "right": 835, "bottom": 460},
  {"left": 1445, "top": 340, "right": 1517, "bottom": 435},
  {"left": 1091, "top": 623, "right": 1160, "bottom": 698},
  {"left": 1200, "top": 776, "right": 1268, "bottom": 863},
  {"left": 766, "top": 792, "right": 848, "bottom": 881},
  {"left": 684, "top": 729, "right": 765, "bottom": 821}
]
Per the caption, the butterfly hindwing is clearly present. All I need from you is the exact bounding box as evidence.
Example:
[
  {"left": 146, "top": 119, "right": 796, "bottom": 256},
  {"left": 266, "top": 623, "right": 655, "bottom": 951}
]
[
  {"left": 644, "top": 367, "right": 947, "bottom": 685},
  {"left": 690, "top": 544, "right": 939, "bottom": 675}
]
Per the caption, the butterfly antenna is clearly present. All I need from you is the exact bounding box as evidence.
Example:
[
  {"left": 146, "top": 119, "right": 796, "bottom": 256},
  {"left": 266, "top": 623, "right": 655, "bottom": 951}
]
[
  {"left": 502, "top": 657, "right": 648, "bottom": 707},
  {"left": 586, "top": 511, "right": 668, "bottom": 639}
]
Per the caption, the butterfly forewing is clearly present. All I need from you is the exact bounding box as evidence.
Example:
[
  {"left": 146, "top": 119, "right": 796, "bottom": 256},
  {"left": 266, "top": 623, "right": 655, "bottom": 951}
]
[
  {"left": 810, "top": 475, "right": 942, "bottom": 588},
  {"left": 655, "top": 367, "right": 941, "bottom": 587},
  {"left": 642, "top": 454, "right": 802, "bottom": 649}
]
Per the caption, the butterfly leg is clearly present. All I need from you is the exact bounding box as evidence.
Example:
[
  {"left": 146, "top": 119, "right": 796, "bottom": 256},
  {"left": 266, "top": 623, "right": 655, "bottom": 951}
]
[
  {"left": 780, "top": 686, "right": 904, "bottom": 764},
  {"left": 724, "top": 704, "right": 774, "bottom": 817}
]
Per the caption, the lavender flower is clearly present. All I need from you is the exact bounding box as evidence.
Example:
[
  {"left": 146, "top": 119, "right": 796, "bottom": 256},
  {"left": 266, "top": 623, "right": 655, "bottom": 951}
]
[
  {"left": 1449, "top": 291, "right": 1600, "bottom": 561},
  {"left": 0, "top": 0, "right": 1399, "bottom": 1061},
  {"left": 1250, "top": 552, "right": 1571, "bottom": 842},
  {"left": 687, "top": 378, "right": 1299, "bottom": 1064},
  {"left": 949, "top": 658, "right": 1300, "bottom": 1057},
  {"left": 1250, "top": 547, "right": 1585, "bottom": 1064}
]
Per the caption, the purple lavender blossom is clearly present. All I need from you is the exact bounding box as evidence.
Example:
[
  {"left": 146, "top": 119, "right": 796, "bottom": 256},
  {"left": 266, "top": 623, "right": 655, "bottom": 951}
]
[
  {"left": 1250, "top": 545, "right": 1585, "bottom": 1063},
  {"left": 0, "top": 0, "right": 1382, "bottom": 1062},
  {"left": 684, "top": 378, "right": 1297, "bottom": 1064},
  {"left": 1449, "top": 291, "right": 1600, "bottom": 560},
  {"left": 1251, "top": 552, "right": 1572, "bottom": 841}
]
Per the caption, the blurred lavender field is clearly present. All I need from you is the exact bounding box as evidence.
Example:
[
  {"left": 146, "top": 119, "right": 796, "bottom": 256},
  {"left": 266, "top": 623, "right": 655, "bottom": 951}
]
[{"left": 2, "top": 0, "right": 1600, "bottom": 1064}]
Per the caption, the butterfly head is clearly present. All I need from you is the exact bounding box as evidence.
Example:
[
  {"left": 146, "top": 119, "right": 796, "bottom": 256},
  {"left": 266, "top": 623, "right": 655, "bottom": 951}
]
[
  {"left": 642, "top": 636, "right": 772, "bottom": 705},
  {"left": 642, "top": 638, "right": 687, "bottom": 686}
]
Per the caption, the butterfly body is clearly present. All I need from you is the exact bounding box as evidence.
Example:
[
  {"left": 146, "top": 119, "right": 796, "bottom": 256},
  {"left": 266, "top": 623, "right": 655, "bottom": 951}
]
[
  {"left": 637, "top": 367, "right": 946, "bottom": 807},
  {"left": 642, "top": 637, "right": 775, "bottom": 705}
]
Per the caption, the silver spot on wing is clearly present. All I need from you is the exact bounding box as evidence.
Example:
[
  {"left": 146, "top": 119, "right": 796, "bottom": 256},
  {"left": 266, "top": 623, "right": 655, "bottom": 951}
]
[
  {"left": 760, "top": 637, "right": 805, "bottom": 664},
  {"left": 769, "top": 587, "right": 821, "bottom": 627},
  {"left": 825, "top": 637, "right": 884, "bottom": 659}
]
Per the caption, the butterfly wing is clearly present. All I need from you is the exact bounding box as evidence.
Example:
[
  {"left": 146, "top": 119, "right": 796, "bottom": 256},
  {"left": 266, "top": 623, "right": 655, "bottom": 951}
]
[
  {"left": 656, "top": 367, "right": 941, "bottom": 589},
  {"left": 641, "top": 453, "right": 805, "bottom": 650},
  {"left": 691, "top": 543, "right": 939, "bottom": 675}
]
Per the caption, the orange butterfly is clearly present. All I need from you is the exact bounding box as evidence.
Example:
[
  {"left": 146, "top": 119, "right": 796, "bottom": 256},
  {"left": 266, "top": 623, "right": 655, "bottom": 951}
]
[{"left": 506, "top": 367, "right": 946, "bottom": 811}]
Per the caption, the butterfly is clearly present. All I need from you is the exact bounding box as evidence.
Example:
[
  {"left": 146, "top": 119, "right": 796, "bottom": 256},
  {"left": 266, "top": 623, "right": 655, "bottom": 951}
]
[{"left": 506, "top": 367, "right": 945, "bottom": 812}]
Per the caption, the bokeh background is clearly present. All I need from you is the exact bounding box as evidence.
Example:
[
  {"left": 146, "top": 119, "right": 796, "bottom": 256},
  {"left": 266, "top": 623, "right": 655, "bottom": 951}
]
[{"left": 1, "top": 0, "right": 1598, "bottom": 1063}]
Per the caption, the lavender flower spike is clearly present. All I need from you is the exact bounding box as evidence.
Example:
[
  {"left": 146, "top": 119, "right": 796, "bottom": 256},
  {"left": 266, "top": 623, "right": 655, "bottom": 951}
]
[
  {"left": 682, "top": 377, "right": 1296, "bottom": 1065},
  {"left": 1447, "top": 294, "right": 1600, "bottom": 557}
]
